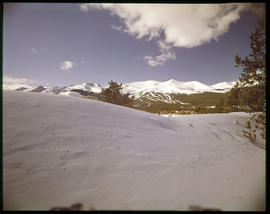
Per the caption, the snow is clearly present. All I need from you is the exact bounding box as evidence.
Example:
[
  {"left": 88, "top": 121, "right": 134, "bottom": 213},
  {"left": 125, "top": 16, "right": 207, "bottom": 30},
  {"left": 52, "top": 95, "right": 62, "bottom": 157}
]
[
  {"left": 58, "top": 91, "right": 82, "bottom": 97},
  {"left": 3, "top": 91, "right": 265, "bottom": 211},
  {"left": 67, "top": 83, "right": 102, "bottom": 93},
  {"left": 10, "top": 79, "right": 235, "bottom": 101},
  {"left": 12, "top": 82, "right": 102, "bottom": 96},
  {"left": 122, "top": 79, "right": 236, "bottom": 96},
  {"left": 122, "top": 80, "right": 161, "bottom": 94},
  {"left": 211, "top": 82, "right": 236, "bottom": 90}
]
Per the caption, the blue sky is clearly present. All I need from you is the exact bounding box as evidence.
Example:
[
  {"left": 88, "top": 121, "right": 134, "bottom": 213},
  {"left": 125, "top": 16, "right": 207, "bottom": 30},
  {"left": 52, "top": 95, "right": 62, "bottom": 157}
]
[{"left": 3, "top": 3, "right": 262, "bottom": 89}]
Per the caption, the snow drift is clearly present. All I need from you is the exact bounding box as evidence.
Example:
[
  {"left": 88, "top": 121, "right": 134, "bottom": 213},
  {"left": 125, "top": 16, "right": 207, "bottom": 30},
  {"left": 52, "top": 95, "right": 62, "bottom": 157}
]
[{"left": 3, "top": 91, "right": 265, "bottom": 211}]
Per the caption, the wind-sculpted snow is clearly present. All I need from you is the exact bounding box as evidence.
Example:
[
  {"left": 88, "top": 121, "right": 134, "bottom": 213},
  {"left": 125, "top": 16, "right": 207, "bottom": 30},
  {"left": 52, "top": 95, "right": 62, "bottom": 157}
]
[{"left": 3, "top": 91, "right": 265, "bottom": 211}]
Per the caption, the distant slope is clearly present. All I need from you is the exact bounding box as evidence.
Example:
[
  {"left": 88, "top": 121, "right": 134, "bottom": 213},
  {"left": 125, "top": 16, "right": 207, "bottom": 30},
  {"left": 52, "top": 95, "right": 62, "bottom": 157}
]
[
  {"left": 131, "top": 92, "right": 228, "bottom": 111},
  {"left": 3, "top": 91, "right": 265, "bottom": 211}
]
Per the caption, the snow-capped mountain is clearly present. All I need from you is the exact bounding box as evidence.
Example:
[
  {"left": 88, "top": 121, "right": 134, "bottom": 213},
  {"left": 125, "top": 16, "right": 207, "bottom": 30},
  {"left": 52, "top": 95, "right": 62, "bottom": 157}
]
[
  {"left": 14, "top": 83, "right": 103, "bottom": 97},
  {"left": 121, "top": 79, "right": 236, "bottom": 103},
  {"left": 12, "top": 79, "right": 235, "bottom": 104},
  {"left": 67, "top": 82, "right": 102, "bottom": 93},
  {"left": 210, "top": 81, "right": 236, "bottom": 90},
  {"left": 122, "top": 79, "right": 235, "bottom": 95}
]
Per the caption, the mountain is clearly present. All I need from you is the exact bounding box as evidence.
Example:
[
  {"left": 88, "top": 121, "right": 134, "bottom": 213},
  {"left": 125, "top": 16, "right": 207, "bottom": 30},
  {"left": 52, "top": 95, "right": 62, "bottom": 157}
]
[
  {"left": 210, "top": 81, "right": 236, "bottom": 90},
  {"left": 13, "top": 79, "right": 235, "bottom": 105},
  {"left": 30, "top": 85, "right": 47, "bottom": 93},
  {"left": 122, "top": 79, "right": 235, "bottom": 104},
  {"left": 15, "top": 82, "right": 102, "bottom": 97},
  {"left": 67, "top": 82, "right": 102, "bottom": 93},
  {"left": 15, "top": 87, "right": 28, "bottom": 91},
  {"left": 122, "top": 79, "right": 235, "bottom": 95}
]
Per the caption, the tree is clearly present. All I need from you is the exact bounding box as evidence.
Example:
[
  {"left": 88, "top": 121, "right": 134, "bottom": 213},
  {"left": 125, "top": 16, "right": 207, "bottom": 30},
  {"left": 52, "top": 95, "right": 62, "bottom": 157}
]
[
  {"left": 224, "top": 87, "right": 240, "bottom": 112},
  {"left": 234, "top": 20, "right": 265, "bottom": 111},
  {"left": 99, "top": 81, "right": 134, "bottom": 107},
  {"left": 233, "top": 20, "right": 265, "bottom": 142},
  {"left": 216, "top": 96, "right": 225, "bottom": 113}
]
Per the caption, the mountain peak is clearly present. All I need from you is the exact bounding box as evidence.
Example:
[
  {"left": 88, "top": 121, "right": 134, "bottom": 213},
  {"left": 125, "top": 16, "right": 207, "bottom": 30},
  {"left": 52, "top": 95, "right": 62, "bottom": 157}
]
[
  {"left": 167, "top": 79, "right": 178, "bottom": 83},
  {"left": 30, "top": 85, "right": 46, "bottom": 93}
]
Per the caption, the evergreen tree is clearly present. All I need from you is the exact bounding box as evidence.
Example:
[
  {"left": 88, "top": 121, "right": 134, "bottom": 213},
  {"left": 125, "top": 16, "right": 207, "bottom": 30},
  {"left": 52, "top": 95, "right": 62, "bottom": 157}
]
[
  {"left": 216, "top": 97, "right": 225, "bottom": 113},
  {"left": 234, "top": 20, "right": 265, "bottom": 111},
  {"left": 233, "top": 19, "right": 265, "bottom": 141},
  {"left": 223, "top": 86, "right": 240, "bottom": 112},
  {"left": 100, "top": 81, "right": 134, "bottom": 106}
]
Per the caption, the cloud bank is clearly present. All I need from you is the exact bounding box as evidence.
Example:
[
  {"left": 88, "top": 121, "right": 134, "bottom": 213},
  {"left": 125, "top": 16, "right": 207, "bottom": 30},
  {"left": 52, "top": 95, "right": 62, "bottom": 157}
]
[
  {"left": 60, "top": 61, "right": 73, "bottom": 71},
  {"left": 3, "top": 76, "right": 36, "bottom": 90},
  {"left": 80, "top": 3, "right": 250, "bottom": 66}
]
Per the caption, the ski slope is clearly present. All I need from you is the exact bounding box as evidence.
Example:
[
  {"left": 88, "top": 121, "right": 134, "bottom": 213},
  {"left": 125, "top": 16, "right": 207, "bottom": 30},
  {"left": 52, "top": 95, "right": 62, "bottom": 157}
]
[{"left": 3, "top": 91, "right": 265, "bottom": 211}]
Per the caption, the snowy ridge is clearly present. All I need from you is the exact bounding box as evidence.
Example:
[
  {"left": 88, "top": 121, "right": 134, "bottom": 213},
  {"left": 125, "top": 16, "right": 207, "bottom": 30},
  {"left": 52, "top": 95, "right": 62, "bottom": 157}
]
[
  {"left": 122, "top": 79, "right": 236, "bottom": 97},
  {"left": 11, "top": 79, "right": 236, "bottom": 103},
  {"left": 14, "top": 82, "right": 102, "bottom": 97},
  {"left": 210, "top": 81, "right": 236, "bottom": 90},
  {"left": 67, "top": 83, "right": 102, "bottom": 93},
  {"left": 12, "top": 79, "right": 235, "bottom": 97},
  {"left": 121, "top": 79, "right": 236, "bottom": 103}
]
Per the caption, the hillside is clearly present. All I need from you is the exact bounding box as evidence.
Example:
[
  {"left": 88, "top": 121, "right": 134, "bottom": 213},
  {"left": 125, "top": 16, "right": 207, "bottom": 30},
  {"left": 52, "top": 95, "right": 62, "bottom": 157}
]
[{"left": 3, "top": 91, "right": 265, "bottom": 211}]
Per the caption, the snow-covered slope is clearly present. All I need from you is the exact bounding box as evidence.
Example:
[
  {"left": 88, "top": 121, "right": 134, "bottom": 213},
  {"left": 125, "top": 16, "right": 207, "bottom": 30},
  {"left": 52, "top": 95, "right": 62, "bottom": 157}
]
[
  {"left": 211, "top": 81, "right": 236, "bottom": 90},
  {"left": 3, "top": 91, "right": 265, "bottom": 211},
  {"left": 67, "top": 83, "right": 102, "bottom": 93}
]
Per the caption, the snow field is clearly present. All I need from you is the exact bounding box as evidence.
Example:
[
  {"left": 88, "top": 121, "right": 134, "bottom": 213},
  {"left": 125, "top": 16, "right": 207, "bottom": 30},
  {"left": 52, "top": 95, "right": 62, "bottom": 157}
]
[{"left": 3, "top": 91, "right": 265, "bottom": 210}]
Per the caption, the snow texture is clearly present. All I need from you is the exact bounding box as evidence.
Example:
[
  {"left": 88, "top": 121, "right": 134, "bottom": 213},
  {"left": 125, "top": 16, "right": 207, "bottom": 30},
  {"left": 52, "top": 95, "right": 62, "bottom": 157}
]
[{"left": 3, "top": 91, "right": 265, "bottom": 211}]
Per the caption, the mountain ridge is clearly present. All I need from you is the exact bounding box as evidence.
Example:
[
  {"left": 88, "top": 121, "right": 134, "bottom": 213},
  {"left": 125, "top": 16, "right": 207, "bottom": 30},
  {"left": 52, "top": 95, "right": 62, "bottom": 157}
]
[{"left": 11, "top": 79, "right": 235, "bottom": 104}]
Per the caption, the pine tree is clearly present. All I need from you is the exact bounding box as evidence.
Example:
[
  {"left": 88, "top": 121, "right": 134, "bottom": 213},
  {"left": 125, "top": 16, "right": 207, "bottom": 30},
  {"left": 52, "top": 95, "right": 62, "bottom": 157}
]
[
  {"left": 100, "top": 81, "right": 134, "bottom": 106},
  {"left": 233, "top": 19, "right": 265, "bottom": 142},
  {"left": 235, "top": 20, "right": 265, "bottom": 89},
  {"left": 224, "top": 87, "right": 240, "bottom": 112}
]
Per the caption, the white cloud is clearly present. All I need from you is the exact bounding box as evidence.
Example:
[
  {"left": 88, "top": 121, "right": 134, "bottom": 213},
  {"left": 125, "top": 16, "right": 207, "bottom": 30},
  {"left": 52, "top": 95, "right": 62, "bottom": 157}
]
[
  {"left": 80, "top": 3, "right": 250, "bottom": 66},
  {"left": 145, "top": 50, "right": 176, "bottom": 66},
  {"left": 111, "top": 25, "right": 123, "bottom": 32},
  {"left": 60, "top": 61, "right": 73, "bottom": 71},
  {"left": 79, "top": 3, "right": 90, "bottom": 12},
  {"left": 31, "top": 48, "right": 38, "bottom": 55},
  {"left": 3, "top": 76, "right": 36, "bottom": 90}
]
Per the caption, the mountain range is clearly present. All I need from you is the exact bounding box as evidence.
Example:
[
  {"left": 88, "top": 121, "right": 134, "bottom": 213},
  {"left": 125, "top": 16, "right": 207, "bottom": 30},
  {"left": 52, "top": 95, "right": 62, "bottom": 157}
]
[{"left": 14, "top": 79, "right": 235, "bottom": 105}]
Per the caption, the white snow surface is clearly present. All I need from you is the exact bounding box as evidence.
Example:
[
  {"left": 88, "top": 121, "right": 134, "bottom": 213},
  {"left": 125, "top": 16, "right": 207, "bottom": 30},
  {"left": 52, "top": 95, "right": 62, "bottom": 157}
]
[
  {"left": 67, "top": 83, "right": 102, "bottom": 93},
  {"left": 211, "top": 81, "right": 236, "bottom": 90},
  {"left": 12, "top": 82, "right": 102, "bottom": 95},
  {"left": 122, "top": 79, "right": 235, "bottom": 95},
  {"left": 3, "top": 91, "right": 265, "bottom": 211},
  {"left": 58, "top": 91, "right": 82, "bottom": 97}
]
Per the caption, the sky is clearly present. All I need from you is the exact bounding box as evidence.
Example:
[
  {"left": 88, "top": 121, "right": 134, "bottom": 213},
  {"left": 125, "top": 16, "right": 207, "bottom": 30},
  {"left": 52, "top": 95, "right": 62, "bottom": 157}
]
[{"left": 3, "top": 3, "right": 264, "bottom": 89}]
